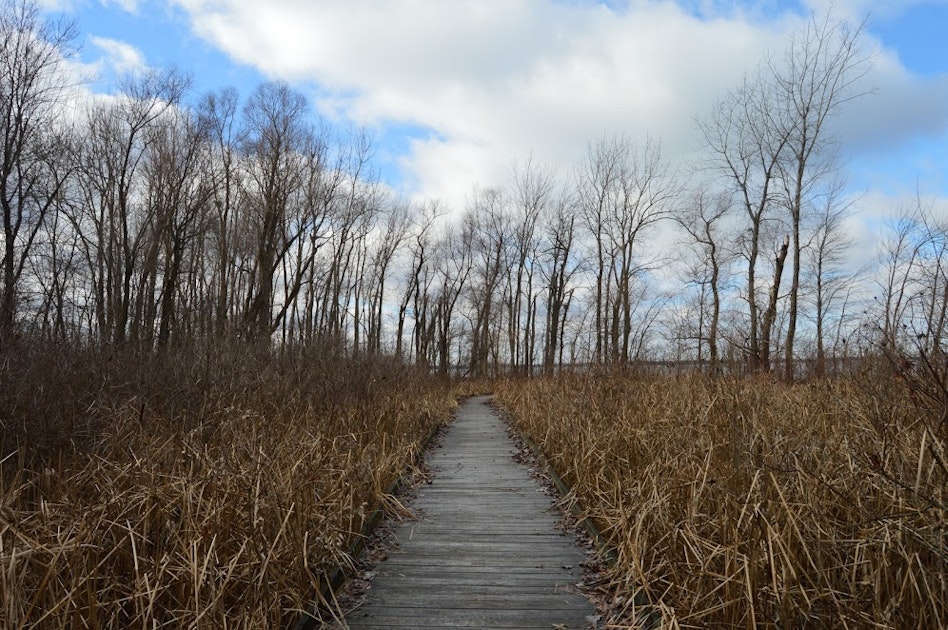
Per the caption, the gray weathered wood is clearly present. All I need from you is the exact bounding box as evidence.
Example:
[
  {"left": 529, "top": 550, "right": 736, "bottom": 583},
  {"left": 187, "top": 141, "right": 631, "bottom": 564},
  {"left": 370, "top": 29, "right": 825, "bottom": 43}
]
[{"left": 344, "top": 395, "right": 595, "bottom": 629}]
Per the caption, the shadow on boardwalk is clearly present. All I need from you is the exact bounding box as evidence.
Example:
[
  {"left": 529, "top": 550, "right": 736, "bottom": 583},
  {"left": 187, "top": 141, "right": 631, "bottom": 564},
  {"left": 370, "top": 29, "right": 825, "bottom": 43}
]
[{"left": 341, "top": 395, "right": 597, "bottom": 629}]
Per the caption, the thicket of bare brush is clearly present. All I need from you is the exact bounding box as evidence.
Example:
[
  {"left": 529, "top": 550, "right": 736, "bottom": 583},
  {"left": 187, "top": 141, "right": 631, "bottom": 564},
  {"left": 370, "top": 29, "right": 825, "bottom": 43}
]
[
  {"left": 496, "top": 367, "right": 947, "bottom": 628},
  {"left": 0, "top": 340, "right": 455, "bottom": 628}
]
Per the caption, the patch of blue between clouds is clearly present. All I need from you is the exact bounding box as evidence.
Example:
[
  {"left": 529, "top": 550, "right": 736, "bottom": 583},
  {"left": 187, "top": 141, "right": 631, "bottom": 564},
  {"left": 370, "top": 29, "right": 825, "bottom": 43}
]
[
  {"left": 860, "top": 141, "right": 948, "bottom": 197},
  {"left": 848, "top": 135, "right": 948, "bottom": 199},
  {"left": 869, "top": 2, "right": 948, "bottom": 78},
  {"left": 50, "top": 1, "right": 266, "bottom": 97},
  {"left": 550, "top": 0, "right": 631, "bottom": 10},
  {"left": 293, "top": 80, "right": 439, "bottom": 192},
  {"left": 53, "top": 0, "right": 430, "bottom": 194},
  {"left": 670, "top": 0, "right": 808, "bottom": 21},
  {"left": 371, "top": 122, "right": 443, "bottom": 194}
]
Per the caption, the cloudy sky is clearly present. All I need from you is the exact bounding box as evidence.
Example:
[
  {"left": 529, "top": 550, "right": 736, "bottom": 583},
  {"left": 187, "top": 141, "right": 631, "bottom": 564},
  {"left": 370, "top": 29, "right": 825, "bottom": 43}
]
[{"left": 44, "top": 0, "right": 948, "bottom": 221}]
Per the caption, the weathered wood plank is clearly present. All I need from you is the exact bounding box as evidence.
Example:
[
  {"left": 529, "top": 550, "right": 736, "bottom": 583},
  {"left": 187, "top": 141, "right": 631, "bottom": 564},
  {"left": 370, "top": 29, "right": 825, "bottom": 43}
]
[
  {"left": 344, "top": 395, "right": 595, "bottom": 629},
  {"left": 365, "top": 581, "right": 581, "bottom": 592},
  {"left": 348, "top": 606, "right": 591, "bottom": 627}
]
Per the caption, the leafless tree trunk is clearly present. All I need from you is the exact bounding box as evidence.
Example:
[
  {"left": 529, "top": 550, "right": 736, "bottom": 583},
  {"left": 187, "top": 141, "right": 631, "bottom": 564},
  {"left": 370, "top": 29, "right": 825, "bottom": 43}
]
[
  {"left": 699, "top": 71, "right": 792, "bottom": 372},
  {"left": 760, "top": 235, "right": 790, "bottom": 373},
  {"left": 434, "top": 227, "right": 471, "bottom": 375},
  {"left": 508, "top": 157, "right": 552, "bottom": 374},
  {"left": 777, "top": 12, "right": 871, "bottom": 380},
  {"left": 0, "top": 0, "right": 77, "bottom": 340},
  {"left": 578, "top": 135, "right": 676, "bottom": 364},
  {"left": 239, "top": 81, "right": 312, "bottom": 340},
  {"left": 365, "top": 199, "right": 411, "bottom": 353},
  {"left": 577, "top": 136, "right": 623, "bottom": 363},
  {"left": 612, "top": 137, "right": 677, "bottom": 362},
  {"left": 198, "top": 87, "right": 242, "bottom": 338},
  {"left": 76, "top": 69, "right": 187, "bottom": 344},
  {"left": 878, "top": 210, "right": 923, "bottom": 352},
  {"left": 396, "top": 200, "right": 440, "bottom": 360},
  {"left": 805, "top": 182, "right": 854, "bottom": 376},
  {"left": 675, "top": 190, "right": 732, "bottom": 368},
  {"left": 465, "top": 187, "right": 511, "bottom": 376},
  {"left": 141, "top": 107, "right": 214, "bottom": 347},
  {"left": 541, "top": 195, "right": 579, "bottom": 374}
]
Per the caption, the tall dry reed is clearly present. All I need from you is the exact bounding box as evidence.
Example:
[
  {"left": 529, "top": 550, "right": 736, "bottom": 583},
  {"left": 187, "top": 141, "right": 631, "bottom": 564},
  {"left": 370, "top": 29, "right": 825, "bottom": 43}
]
[
  {"left": 496, "top": 369, "right": 946, "bottom": 628},
  {"left": 0, "top": 341, "right": 455, "bottom": 628}
]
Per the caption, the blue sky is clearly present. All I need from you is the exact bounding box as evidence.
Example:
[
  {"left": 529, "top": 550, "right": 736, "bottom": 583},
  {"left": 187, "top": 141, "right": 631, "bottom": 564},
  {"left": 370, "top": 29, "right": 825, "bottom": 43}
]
[
  {"left": 871, "top": 2, "right": 947, "bottom": 77},
  {"left": 48, "top": 0, "right": 948, "bottom": 216},
  {"left": 62, "top": 1, "right": 266, "bottom": 93}
]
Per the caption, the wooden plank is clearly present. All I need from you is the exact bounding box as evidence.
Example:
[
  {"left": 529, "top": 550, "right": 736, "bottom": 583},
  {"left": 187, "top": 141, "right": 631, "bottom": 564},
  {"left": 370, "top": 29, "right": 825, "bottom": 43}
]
[
  {"left": 347, "top": 606, "right": 592, "bottom": 627},
  {"left": 344, "top": 395, "right": 595, "bottom": 629},
  {"left": 369, "top": 572, "right": 581, "bottom": 586},
  {"left": 372, "top": 565, "right": 581, "bottom": 576},
  {"left": 364, "top": 580, "right": 581, "bottom": 592}
]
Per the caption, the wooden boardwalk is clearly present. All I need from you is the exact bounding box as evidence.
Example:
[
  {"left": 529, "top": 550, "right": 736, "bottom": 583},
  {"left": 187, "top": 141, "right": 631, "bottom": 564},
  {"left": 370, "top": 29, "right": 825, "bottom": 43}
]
[{"left": 344, "top": 395, "right": 595, "bottom": 629}]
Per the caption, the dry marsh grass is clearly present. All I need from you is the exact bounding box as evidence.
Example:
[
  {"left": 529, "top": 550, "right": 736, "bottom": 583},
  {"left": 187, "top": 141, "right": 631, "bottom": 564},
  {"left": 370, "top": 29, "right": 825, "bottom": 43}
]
[
  {"left": 496, "top": 369, "right": 947, "bottom": 628},
  {"left": 0, "top": 342, "right": 455, "bottom": 628}
]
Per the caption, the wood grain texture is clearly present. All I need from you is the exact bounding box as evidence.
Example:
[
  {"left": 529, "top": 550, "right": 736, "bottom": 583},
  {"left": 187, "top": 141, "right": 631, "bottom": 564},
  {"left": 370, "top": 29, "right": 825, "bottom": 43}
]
[{"left": 345, "top": 395, "right": 595, "bottom": 629}]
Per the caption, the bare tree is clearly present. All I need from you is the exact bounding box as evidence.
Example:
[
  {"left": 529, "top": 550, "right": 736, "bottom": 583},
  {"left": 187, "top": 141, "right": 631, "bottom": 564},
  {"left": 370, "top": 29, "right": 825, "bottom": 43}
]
[
  {"left": 675, "top": 189, "right": 733, "bottom": 368},
  {"left": 760, "top": 233, "right": 790, "bottom": 372},
  {"left": 395, "top": 200, "right": 439, "bottom": 360},
  {"left": 507, "top": 156, "right": 554, "bottom": 374},
  {"left": 363, "top": 198, "right": 412, "bottom": 353},
  {"left": 578, "top": 134, "right": 677, "bottom": 364},
  {"left": 701, "top": 10, "right": 870, "bottom": 376},
  {"left": 141, "top": 105, "right": 214, "bottom": 347},
  {"left": 431, "top": 225, "right": 471, "bottom": 374},
  {"left": 876, "top": 197, "right": 948, "bottom": 358},
  {"left": 28, "top": 183, "right": 82, "bottom": 340},
  {"left": 464, "top": 187, "right": 512, "bottom": 376},
  {"left": 804, "top": 182, "right": 855, "bottom": 375},
  {"left": 777, "top": 12, "right": 871, "bottom": 379},
  {"left": 197, "top": 87, "right": 242, "bottom": 338},
  {"left": 314, "top": 129, "right": 378, "bottom": 348},
  {"left": 877, "top": 208, "right": 924, "bottom": 352},
  {"left": 296, "top": 135, "right": 346, "bottom": 344},
  {"left": 915, "top": 215, "right": 948, "bottom": 360},
  {"left": 0, "top": 0, "right": 77, "bottom": 339},
  {"left": 75, "top": 68, "right": 188, "bottom": 343},
  {"left": 609, "top": 137, "right": 677, "bottom": 362},
  {"left": 699, "top": 70, "right": 792, "bottom": 372},
  {"left": 577, "top": 135, "right": 623, "bottom": 363},
  {"left": 541, "top": 192, "right": 581, "bottom": 374},
  {"left": 239, "top": 81, "right": 311, "bottom": 339}
]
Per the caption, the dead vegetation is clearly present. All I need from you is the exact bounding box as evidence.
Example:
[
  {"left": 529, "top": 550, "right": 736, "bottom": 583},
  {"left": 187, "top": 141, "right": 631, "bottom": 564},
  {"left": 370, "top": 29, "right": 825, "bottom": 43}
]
[
  {"left": 4, "top": 337, "right": 946, "bottom": 629},
  {"left": 495, "top": 366, "right": 947, "bottom": 628},
  {"left": 0, "top": 341, "right": 455, "bottom": 628}
]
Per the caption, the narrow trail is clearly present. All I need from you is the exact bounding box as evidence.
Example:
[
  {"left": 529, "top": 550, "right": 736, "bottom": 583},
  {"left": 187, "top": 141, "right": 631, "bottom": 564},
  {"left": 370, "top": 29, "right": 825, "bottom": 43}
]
[{"left": 344, "top": 395, "right": 596, "bottom": 629}]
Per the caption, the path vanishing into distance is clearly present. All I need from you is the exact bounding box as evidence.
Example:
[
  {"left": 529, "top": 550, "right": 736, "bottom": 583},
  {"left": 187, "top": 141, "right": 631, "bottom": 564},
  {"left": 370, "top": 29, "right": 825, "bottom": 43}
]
[{"left": 344, "top": 395, "right": 596, "bottom": 629}]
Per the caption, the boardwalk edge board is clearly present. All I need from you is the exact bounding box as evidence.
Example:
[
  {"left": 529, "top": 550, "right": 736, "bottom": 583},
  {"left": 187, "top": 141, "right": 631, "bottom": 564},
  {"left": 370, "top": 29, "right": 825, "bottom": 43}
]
[
  {"left": 294, "top": 399, "right": 458, "bottom": 630},
  {"left": 491, "top": 400, "right": 662, "bottom": 629}
]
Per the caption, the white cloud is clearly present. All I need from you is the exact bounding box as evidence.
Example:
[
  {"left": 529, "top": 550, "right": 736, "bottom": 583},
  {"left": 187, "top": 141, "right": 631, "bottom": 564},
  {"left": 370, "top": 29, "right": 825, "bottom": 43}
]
[
  {"left": 170, "top": 0, "right": 947, "bottom": 213},
  {"left": 172, "top": 0, "right": 796, "bottom": 207},
  {"left": 100, "top": 0, "right": 140, "bottom": 13},
  {"left": 36, "top": 0, "right": 78, "bottom": 10},
  {"left": 802, "top": 0, "right": 948, "bottom": 21},
  {"left": 831, "top": 50, "right": 948, "bottom": 154},
  {"left": 89, "top": 35, "right": 147, "bottom": 75},
  {"left": 39, "top": 0, "right": 140, "bottom": 12}
]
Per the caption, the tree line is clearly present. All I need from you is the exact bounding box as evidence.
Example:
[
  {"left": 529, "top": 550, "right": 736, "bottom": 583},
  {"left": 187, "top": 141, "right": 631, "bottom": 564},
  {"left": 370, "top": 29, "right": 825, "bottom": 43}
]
[{"left": 3, "top": 0, "right": 946, "bottom": 377}]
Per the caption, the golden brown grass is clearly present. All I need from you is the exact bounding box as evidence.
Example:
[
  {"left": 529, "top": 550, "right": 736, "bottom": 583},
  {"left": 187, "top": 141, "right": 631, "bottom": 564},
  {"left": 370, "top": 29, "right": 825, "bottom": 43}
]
[
  {"left": 0, "top": 342, "right": 456, "bottom": 628},
  {"left": 496, "top": 368, "right": 947, "bottom": 629}
]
